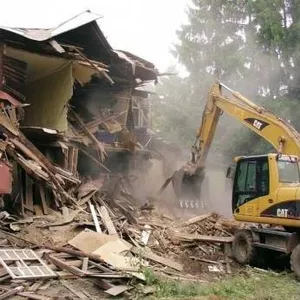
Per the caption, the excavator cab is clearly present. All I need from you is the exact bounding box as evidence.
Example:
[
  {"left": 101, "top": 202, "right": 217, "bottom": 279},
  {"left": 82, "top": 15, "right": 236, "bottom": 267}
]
[
  {"left": 231, "top": 153, "right": 300, "bottom": 223},
  {"left": 231, "top": 155, "right": 270, "bottom": 214}
]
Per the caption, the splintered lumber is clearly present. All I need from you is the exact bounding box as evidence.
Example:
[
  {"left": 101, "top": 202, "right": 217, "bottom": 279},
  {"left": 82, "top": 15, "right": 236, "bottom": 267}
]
[
  {"left": 0, "top": 286, "right": 24, "bottom": 299},
  {"left": 46, "top": 255, "right": 86, "bottom": 277},
  {"left": 39, "top": 185, "right": 48, "bottom": 215},
  {"left": 132, "top": 247, "right": 183, "bottom": 272},
  {"left": 224, "top": 255, "right": 232, "bottom": 274},
  {"left": 69, "top": 109, "right": 106, "bottom": 161},
  {"left": 82, "top": 257, "right": 89, "bottom": 272},
  {"left": 71, "top": 47, "right": 114, "bottom": 85},
  {"left": 60, "top": 280, "right": 88, "bottom": 300},
  {"left": 137, "top": 220, "right": 168, "bottom": 228},
  {"left": 88, "top": 201, "right": 101, "bottom": 233},
  {"left": 172, "top": 233, "right": 233, "bottom": 243},
  {"left": 44, "top": 244, "right": 106, "bottom": 264},
  {"left": 189, "top": 256, "right": 219, "bottom": 264},
  {"left": 98, "top": 205, "right": 117, "bottom": 235},
  {"left": 184, "top": 213, "right": 212, "bottom": 226},
  {"left": 105, "top": 285, "right": 131, "bottom": 296}
]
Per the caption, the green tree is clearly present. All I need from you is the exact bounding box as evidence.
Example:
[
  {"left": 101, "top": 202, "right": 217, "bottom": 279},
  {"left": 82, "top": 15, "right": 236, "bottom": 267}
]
[{"left": 153, "top": 0, "right": 300, "bottom": 161}]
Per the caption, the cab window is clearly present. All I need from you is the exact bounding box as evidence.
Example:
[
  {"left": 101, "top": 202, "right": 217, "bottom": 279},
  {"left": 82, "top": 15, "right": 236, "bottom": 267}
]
[
  {"left": 234, "top": 161, "right": 257, "bottom": 208},
  {"left": 277, "top": 160, "right": 300, "bottom": 183},
  {"left": 233, "top": 157, "right": 269, "bottom": 210}
]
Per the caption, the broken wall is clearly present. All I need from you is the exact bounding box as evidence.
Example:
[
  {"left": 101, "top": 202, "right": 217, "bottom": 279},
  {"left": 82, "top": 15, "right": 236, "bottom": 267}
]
[{"left": 23, "top": 64, "right": 73, "bottom": 131}]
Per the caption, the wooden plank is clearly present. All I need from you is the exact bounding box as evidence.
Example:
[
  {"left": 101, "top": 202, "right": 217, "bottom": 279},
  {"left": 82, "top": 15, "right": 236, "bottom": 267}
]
[
  {"left": 18, "top": 168, "right": 25, "bottom": 217},
  {"left": 34, "top": 205, "right": 43, "bottom": 216},
  {"left": 68, "top": 231, "right": 118, "bottom": 253},
  {"left": 88, "top": 201, "right": 101, "bottom": 233},
  {"left": 184, "top": 213, "right": 212, "bottom": 226},
  {"left": 97, "top": 205, "right": 117, "bottom": 235},
  {"left": 105, "top": 285, "right": 130, "bottom": 296},
  {"left": 25, "top": 174, "right": 34, "bottom": 214},
  {"left": 60, "top": 280, "right": 88, "bottom": 300},
  {"left": 0, "top": 275, "right": 10, "bottom": 283},
  {"left": 0, "top": 286, "right": 24, "bottom": 299},
  {"left": 61, "top": 206, "right": 69, "bottom": 218},
  {"left": 0, "top": 43, "right": 3, "bottom": 89},
  {"left": 69, "top": 109, "right": 106, "bottom": 161},
  {"left": 15, "top": 292, "right": 50, "bottom": 300},
  {"left": 67, "top": 147, "right": 74, "bottom": 173},
  {"left": 39, "top": 185, "right": 48, "bottom": 215},
  {"left": 172, "top": 233, "right": 233, "bottom": 243},
  {"left": 0, "top": 285, "right": 50, "bottom": 300},
  {"left": 46, "top": 255, "right": 86, "bottom": 277},
  {"left": 189, "top": 256, "right": 219, "bottom": 264},
  {"left": 138, "top": 220, "right": 168, "bottom": 228},
  {"left": 132, "top": 248, "right": 183, "bottom": 272},
  {"left": 72, "top": 148, "right": 78, "bottom": 175},
  {"left": 44, "top": 244, "right": 106, "bottom": 264},
  {"left": 71, "top": 47, "right": 114, "bottom": 85},
  {"left": 82, "top": 257, "right": 89, "bottom": 272}
]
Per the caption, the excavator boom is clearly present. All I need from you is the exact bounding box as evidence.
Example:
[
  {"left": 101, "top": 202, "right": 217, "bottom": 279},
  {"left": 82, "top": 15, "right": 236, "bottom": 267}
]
[{"left": 167, "top": 82, "right": 300, "bottom": 202}]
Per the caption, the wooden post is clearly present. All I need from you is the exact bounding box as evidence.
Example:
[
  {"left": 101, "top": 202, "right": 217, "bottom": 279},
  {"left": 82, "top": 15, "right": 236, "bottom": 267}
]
[{"left": 0, "top": 42, "right": 3, "bottom": 90}]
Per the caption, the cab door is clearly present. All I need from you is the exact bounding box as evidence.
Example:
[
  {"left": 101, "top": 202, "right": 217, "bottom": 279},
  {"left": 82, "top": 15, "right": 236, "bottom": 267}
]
[
  {"left": 233, "top": 157, "right": 270, "bottom": 217},
  {"left": 232, "top": 158, "right": 258, "bottom": 216}
]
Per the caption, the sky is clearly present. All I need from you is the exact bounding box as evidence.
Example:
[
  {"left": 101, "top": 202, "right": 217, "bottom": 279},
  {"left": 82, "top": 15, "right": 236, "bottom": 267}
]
[{"left": 0, "top": 0, "right": 190, "bottom": 72}]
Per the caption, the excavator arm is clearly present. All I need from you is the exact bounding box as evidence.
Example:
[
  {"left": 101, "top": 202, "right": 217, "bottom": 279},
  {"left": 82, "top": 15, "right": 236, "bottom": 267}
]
[
  {"left": 194, "top": 82, "right": 300, "bottom": 167},
  {"left": 168, "top": 82, "right": 300, "bottom": 202}
]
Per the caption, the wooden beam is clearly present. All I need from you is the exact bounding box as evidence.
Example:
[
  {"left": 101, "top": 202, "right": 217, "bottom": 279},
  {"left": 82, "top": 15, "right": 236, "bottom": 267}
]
[
  {"left": 39, "top": 185, "right": 48, "bottom": 215},
  {"left": 25, "top": 174, "right": 34, "bottom": 215},
  {"left": 88, "top": 201, "right": 101, "bottom": 233},
  {"left": 44, "top": 244, "right": 106, "bottom": 264},
  {"left": 71, "top": 47, "right": 114, "bottom": 85},
  {"left": 97, "top": 205, "right": 117, "bottom": 235},
  {"left": 132, "top": 248, "right": 183, "bottom": 272},
  {"left": 0, "top": 43, "right": 3, "bottom": 89},
  {"left": 69, "top": 109, "right": 106, "bottom": 161}
]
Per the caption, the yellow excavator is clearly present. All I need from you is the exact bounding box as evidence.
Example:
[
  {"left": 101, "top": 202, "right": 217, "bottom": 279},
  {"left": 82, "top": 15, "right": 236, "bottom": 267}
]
[{"left": 166, "top": 82, "right": 300, "bottom": 277}]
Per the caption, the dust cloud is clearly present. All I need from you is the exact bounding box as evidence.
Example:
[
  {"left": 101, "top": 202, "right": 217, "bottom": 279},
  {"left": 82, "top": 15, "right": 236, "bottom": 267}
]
[{"left": 128, "top": 149, "right": 233, "bottom": 219}]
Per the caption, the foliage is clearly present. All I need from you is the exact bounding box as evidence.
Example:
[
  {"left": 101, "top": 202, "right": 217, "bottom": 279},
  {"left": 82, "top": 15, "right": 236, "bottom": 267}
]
[
  {"left": 152, "top": 71, "right": 202, "bottom": 147},
  {"left": 152, "top": 0, "right": 300, "bottom": 159},
  {"left": 143, "top": 267, "right": 300, "bottom": 299}
]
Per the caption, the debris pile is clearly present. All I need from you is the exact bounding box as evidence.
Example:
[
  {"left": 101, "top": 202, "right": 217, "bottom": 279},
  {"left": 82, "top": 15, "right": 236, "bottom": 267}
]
[
  {"left": 0, "top": 10, "right": 159, "bottom": 221},
  {"left": 0, "top": 9, "right": 245, "bottom": 299},
  {"left": 0, "top": 189, "right": 245, "bottom": 298}
]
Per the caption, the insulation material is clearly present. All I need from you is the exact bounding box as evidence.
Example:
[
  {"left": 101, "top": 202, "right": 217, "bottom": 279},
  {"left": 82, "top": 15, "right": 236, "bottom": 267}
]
[{"left": 23, "top": 64, "right": 73, "bottom": 131}]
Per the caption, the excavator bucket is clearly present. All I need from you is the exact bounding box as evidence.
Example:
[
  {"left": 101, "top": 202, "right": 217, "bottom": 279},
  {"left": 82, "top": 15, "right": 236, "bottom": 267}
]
[
  {"left": 173, "top": 167, "right": 205, "bottom": 202},
  {"left": 157, "top": 163, "right": 205, "bottom": 208}
]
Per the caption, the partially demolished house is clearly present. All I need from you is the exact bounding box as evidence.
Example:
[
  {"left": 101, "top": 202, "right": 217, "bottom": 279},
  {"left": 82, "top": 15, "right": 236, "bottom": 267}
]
[{"left": 0, "top": 11, "right": 158, "bottom": 216}]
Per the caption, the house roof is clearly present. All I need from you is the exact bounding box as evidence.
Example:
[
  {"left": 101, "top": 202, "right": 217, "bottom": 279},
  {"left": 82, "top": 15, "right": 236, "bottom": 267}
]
[
  {"left": 0, "top": 10, "right": 102, "bottom": 42},
  {"left": 0, "top": 10, "right": 158, "bottom": 83}
]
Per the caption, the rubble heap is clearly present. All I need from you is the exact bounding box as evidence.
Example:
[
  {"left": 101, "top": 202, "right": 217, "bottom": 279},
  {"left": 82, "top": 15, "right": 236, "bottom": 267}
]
[{"left": 0, "top": 185, "right": 245, "bottom": 298}]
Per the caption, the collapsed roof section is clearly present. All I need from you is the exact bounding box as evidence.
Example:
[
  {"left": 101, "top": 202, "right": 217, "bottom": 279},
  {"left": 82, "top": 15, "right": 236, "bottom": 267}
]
[{"left": 0, "top": 10, "right": 158, "bottom": 85}]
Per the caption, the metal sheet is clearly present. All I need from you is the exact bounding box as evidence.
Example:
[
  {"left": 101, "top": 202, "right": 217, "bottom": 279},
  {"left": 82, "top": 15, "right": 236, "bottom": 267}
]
[{"left": 0, "top": 10, "right": 101, "bottom": 41}]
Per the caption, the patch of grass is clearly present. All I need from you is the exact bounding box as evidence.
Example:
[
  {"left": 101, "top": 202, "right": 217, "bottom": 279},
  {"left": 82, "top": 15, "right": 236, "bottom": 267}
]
[{"left": 142, "top": 268, "right": 300, "bottom": 299}]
